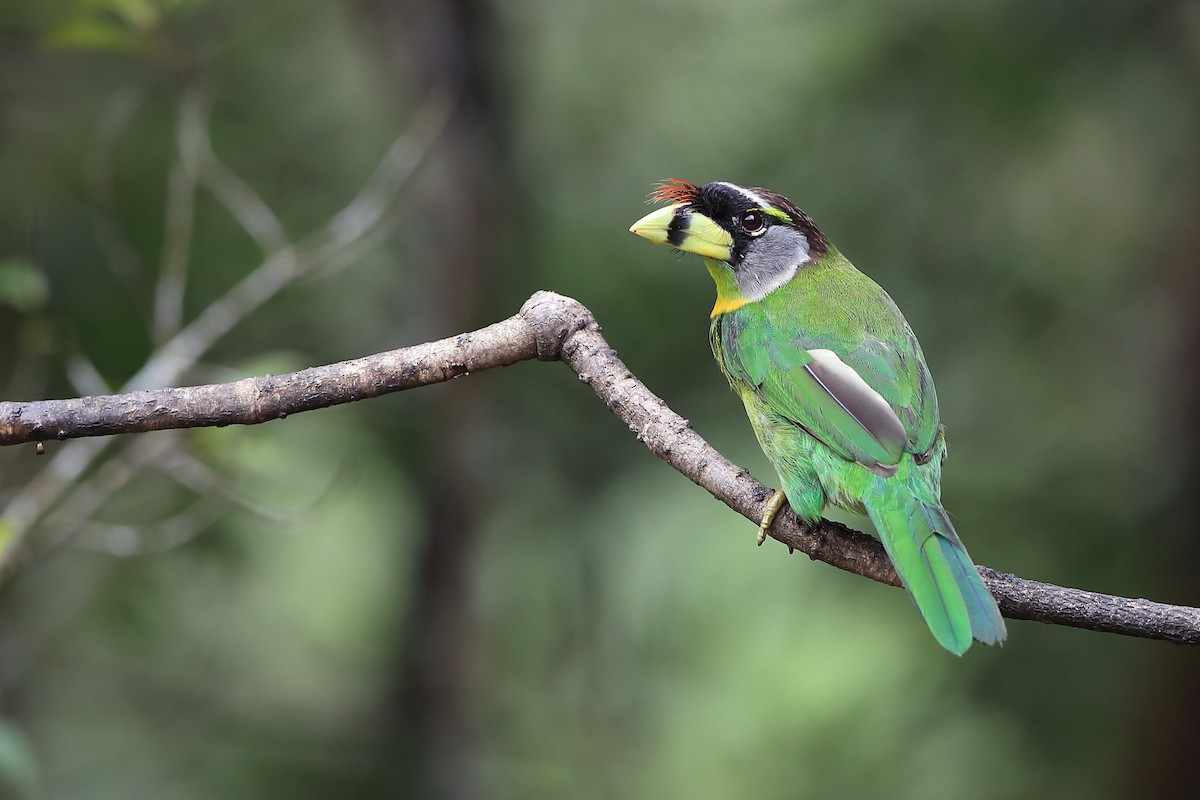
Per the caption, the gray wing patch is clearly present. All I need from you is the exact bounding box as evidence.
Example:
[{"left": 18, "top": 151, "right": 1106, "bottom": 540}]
[{"left": 805, "top": 348, "right": 908, "bottom": 475}]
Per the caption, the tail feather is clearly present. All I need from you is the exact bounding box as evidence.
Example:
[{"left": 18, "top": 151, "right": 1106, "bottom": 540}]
[
  {"left": 867, "top": 491, "right": 1006, "bottom": 654},
  {"left": 934, "top": 531, "right": 1007, "bottom": 646}
]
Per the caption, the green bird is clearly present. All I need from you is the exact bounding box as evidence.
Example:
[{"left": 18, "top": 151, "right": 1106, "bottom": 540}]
[{"left": 629, "top": 179, "right": 1005, "bottom": 654}]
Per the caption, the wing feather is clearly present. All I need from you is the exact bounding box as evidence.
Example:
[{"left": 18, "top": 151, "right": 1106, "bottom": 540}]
[{"left": 718, "top": 306, "right": 934, "bottom": 472}]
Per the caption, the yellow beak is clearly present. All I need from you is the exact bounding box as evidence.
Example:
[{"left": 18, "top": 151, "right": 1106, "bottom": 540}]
[{"left": 629, "top": 203, "right": 733, "bottom": 262}]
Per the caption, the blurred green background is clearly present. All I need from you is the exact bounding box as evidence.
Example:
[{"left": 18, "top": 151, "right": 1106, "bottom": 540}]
[{"left": 2, "top": 0, "right": 1199, "bottom": 797}]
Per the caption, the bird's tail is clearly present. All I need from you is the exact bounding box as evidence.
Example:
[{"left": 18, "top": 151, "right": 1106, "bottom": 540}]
[{"left": 865, "top": 488, "right": 1006, "bottom": 655}]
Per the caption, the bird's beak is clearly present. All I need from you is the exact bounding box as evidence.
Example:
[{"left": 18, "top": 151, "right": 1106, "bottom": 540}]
[{"left": 629, "top": 203, "right": 733, "bottom": 262}]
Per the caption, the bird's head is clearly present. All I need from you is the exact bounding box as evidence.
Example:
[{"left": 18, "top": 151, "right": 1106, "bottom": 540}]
[{"left": 629, "top": 180, "right": 829, "bottom": 314}]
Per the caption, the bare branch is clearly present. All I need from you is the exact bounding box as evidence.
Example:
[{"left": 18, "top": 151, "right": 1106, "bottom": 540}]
[
  {"left": 65, "top": 353, "right": 112, "bottom": 398},
  {"left": 0, "top": 313, "right": 535, "bottom": 443},
  {"left": 33, "top": 433, "right": 183, "bottom": 563},
  {"left": 194, "top": 125, "right": 290, "bottom": 255},
  {"left": 2, "top": 291, "right": 1196, "bottom": 644},
  {"left": 0, "top": 86, "right": 454, "bottom": 560},
  {"left": 153, "top": 87, "right": 204, "bottom": 342},
  {"left": 85, "top": 86, "right": 149, "bottom": 297}
]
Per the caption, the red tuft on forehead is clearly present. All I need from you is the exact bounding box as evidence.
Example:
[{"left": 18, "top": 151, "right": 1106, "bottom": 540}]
[{"left": 651, "top": 178, "right": 701, "bottom": 205}]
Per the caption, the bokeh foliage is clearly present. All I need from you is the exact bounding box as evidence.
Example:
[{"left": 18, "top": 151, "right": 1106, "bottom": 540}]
[{"left": 2, "top": 0, "right": 1199, "bottom": 797}]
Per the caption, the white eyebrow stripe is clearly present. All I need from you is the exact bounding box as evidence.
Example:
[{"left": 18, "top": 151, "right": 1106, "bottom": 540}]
[{"left": 715, "top": 181, "right": 771, "bottom": 210}]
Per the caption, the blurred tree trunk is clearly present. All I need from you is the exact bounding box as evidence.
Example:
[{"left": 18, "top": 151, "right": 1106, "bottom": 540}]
[
  {"left": 1126, "top": 212, "right": 1200, "bottom": 800},
  {"left": 1123, "top": 10, "right": 1200, "bottom": 796},
  {"left": 1127, "top": 228, "right": 1200, "bottom": 797},
  {"left": 355, "top": 0, "right": 501, "bottom": 797}
]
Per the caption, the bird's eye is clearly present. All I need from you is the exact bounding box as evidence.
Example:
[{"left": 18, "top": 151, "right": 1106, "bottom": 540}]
[{"left": 739, "top": 209, "right": 766, "bottom": 234}]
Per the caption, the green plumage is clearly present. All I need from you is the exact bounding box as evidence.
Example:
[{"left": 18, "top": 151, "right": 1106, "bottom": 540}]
[
  {"left": 710, "top": 248, "right": 1006, "bottom": 654},
  {"left": 630, "top": 180, "right": 1006, "bottom": 653}
]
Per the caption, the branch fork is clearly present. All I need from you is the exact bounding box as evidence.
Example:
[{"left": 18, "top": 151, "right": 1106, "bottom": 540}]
[{"left": 2, "top": 291, "right": 1197, "bottom": 644}]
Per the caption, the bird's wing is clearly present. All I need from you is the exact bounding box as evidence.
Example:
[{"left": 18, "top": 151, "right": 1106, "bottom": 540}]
[
  {"left": 836, "top": 328, "right": 941, "bottom": 457},
  {"left": 719, "top": 310, "right": 931, "bottom": 475}
]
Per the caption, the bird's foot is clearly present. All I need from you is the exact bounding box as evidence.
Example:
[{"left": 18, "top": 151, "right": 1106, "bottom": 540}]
[{"left": 756, "top": 489, "right": 787, "bottom": 546}]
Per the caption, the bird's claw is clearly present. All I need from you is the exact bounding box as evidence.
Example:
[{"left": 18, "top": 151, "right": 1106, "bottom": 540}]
[{"left": 756, "top": 489, "right": 787, "bottom": 546}]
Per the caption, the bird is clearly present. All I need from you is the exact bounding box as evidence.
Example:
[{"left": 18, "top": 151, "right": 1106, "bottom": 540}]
[{"left": 629, "top": 179, "right": 1006, "bottom": 654}]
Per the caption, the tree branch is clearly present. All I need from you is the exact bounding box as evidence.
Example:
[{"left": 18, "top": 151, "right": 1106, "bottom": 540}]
[
  {"left": 0, "top": 86, "right": 452, "bottom": 557},
  {"left": 2, "top": 291, "right": 1196, "bottom": 644}
]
